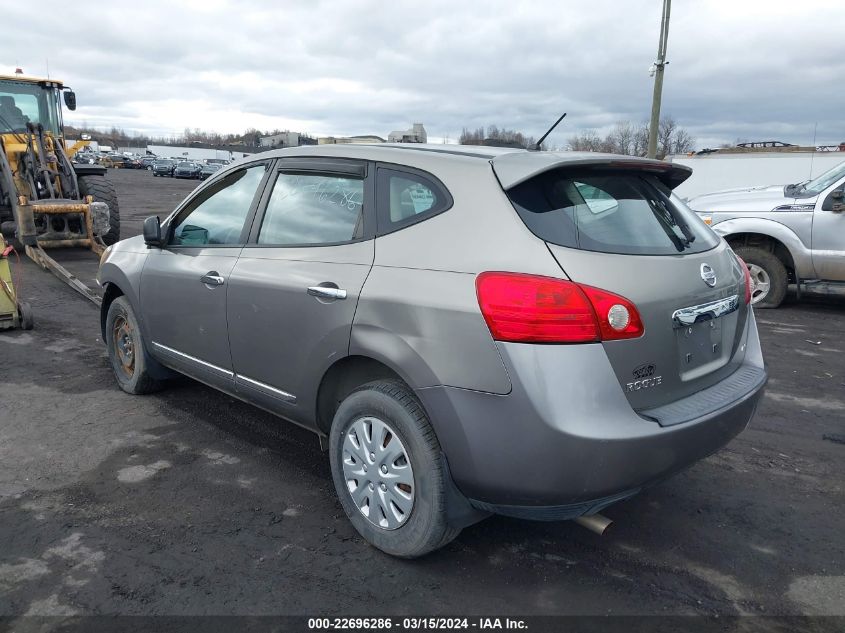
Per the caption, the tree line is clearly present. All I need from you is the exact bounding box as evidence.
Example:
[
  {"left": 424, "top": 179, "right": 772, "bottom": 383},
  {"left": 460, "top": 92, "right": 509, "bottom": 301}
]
[
  {"left": 459, "top": 117, "right": 694, "bottom": 158},
  {"left": 63, "top": 124, "right": 314, "bottom": 149},
  {"left": 459, "top": 125, "right": 541, "bottom": 149}
]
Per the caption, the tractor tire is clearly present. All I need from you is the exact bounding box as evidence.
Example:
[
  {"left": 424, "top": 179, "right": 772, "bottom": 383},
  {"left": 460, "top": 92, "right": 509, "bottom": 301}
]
[
  {"left": 734, "top": 246, "right": 788, "bottom": 309},
  {"left": 78, "top": 174, "right": 120, "bottom": 245}
]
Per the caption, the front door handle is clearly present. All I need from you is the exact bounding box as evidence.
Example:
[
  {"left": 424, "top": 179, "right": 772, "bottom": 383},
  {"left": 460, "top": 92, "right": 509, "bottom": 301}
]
[
  {"left": 200, "top": 271, "right": 225, "bottom": 287},
  {"left": 307, "top": 285, "right": 347, "bottom": 300}
]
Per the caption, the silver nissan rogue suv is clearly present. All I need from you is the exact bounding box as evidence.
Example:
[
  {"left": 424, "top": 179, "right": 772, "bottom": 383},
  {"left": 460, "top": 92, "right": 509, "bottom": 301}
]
[{"left": 98, "top": 144, "right": 767, "bottom": 557}]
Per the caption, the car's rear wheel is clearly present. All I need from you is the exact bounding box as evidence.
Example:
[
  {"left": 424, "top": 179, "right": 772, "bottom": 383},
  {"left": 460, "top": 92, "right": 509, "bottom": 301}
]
[
  {"left": 105, "top": 297, "right": 163, "bottom": 394},
  {"left": 329, "top": 380, "right": 460, "bottom": 558},
  {"left": 734, "top": 246, "right": 787, "bottom": 308}
]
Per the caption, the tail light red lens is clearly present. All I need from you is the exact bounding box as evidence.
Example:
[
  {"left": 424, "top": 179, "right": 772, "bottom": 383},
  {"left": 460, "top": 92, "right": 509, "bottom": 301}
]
[
  {"left": 736, "top": 254, "right": 752, "bottom": 304},
  {"left": 475, "top": 272, "right": 644, "bottom": 344},
  {"left": 578, "top": 284, "right": 644, "bottom": 341}
]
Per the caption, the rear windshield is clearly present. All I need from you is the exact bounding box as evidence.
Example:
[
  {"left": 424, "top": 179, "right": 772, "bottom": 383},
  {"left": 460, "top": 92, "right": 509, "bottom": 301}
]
[{"left": 507, "top": 169, "right": 719, "bottom": 255}]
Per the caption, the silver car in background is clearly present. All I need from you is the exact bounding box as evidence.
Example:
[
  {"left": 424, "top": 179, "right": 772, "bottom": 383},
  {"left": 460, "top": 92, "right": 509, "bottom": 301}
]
[{"left": 98, "top": 144, "right": 766, "bottom": 557}]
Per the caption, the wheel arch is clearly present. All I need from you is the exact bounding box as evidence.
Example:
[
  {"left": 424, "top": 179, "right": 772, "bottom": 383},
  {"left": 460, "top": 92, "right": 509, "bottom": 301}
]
[
  {"left": 315, "top": 355, "right": 412, "bottom": 435},
  {"left": 724, "top": 232, "right": 797, "bottom": 279},
  {"left": 100, "top": 281, "right": 124, "bottom": 341},
  {"left": 99, "top": 277, "right": 176, "bottom": 381},
  {"left": 714, "top": 217, "right": 812, "bottom": 278}
]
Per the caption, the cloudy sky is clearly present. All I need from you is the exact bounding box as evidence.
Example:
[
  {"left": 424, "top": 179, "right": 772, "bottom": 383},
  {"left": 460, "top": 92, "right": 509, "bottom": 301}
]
[{"left": 3, "top": 0, "right": 843, "bottom": 149}]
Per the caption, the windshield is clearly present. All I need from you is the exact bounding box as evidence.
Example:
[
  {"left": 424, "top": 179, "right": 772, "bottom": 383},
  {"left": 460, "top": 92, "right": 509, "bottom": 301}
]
[
  {"left": 800, "top": 161, "right": 845, "bottom": 195},
  {"left": 507, "top": 168, "right": 719, "bottom": 256},
  {"left": 0, "top": 80, "right": 61, "bottom": 135}
]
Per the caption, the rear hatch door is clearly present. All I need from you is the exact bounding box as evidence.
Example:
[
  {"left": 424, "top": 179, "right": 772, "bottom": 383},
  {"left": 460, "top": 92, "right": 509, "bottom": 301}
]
[{"left": 494, "top": 154, "right": 749, "bottom": 410}]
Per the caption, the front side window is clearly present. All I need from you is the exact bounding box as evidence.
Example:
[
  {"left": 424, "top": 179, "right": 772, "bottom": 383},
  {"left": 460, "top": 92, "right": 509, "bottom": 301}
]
[
  {"left": 257, "top": 172, "right": 365, "bottom": 246},
  {"left": 508, "top": 169, "right": 719, "bottom": 255},
  {"left": 169, "top": 164, "right": 267, "bottom": 246}
]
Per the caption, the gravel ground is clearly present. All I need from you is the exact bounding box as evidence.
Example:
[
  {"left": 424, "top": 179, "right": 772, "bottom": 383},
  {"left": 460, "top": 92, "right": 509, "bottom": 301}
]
[{"left": 0, "top": 169, "right": 843, "bottom": 621}]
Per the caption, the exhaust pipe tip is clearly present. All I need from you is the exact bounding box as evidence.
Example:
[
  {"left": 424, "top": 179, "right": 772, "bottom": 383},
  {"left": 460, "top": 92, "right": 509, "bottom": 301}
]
[{"left": 573, "top": 513, "right": 613, "bottom": 535}]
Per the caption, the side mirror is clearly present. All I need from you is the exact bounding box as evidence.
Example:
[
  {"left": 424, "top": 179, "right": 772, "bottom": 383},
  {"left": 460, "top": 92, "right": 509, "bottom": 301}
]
[
  {"left": 143, "top": 215, "right": 163, "bottom": 247},
  {"left": 822, "top": 188, "right": 844, "bottom": 212},
  {"left": 63, "top": 90, "right": 77, "bottom": 111}
]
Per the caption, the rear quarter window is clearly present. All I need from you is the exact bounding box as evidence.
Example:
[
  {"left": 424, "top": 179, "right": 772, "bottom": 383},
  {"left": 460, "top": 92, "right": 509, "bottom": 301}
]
[
  {"left": 507, "top": 169, "right": 719, "bottom": 256},
  {"left": 376, "top": 167, "right": 452, "bottom": 234}
]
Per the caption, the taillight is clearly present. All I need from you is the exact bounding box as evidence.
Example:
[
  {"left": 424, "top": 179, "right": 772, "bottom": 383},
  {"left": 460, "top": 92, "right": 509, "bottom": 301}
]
[
  {"left": 475, "top": 272, "right": 643, "bottom": 344},
  {"left": 736, "top": 254, "right": 752, "bottom": 304},
  {"left": 578, "top": 284, "right": 644, "bottom": 341}
]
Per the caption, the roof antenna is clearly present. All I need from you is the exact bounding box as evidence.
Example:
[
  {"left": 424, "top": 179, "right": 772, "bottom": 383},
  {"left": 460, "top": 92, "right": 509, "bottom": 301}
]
[{"left": 532, "top": 113, "right": 567, "bottom": 151}]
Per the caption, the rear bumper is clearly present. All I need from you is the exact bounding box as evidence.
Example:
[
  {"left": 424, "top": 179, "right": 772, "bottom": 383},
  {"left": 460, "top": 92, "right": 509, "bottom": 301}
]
[{"left": 417, "top": 313, "right": 766, "bottom": 518}]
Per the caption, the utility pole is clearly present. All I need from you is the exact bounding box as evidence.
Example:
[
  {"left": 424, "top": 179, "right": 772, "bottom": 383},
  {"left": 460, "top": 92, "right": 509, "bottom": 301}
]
[{"left": 647, "top": 0, "right": 671, "bottom": 159}]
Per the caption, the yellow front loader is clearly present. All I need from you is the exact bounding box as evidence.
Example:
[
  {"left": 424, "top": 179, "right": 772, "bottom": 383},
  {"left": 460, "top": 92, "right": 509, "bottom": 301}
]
[{"left": 0, "top": 70, "right": 120, "bottom": 306}]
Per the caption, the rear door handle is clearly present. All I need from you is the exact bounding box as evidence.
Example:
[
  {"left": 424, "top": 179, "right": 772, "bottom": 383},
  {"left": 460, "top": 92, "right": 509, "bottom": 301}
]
[
  {"left": 307, "top": 285, "right": 347, "bottom": 300},
  {"left": 200, "top": 272, "right": 225, "bottom": 286}
]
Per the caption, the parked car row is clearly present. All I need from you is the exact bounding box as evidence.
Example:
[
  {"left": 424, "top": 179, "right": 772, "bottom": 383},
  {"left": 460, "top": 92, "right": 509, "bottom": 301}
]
[
  {"left": 151, "top": 160, "right": 224, "bottom": 180},
  {"left": 71, "top": 150, "right": 230, "bottom": 180}
]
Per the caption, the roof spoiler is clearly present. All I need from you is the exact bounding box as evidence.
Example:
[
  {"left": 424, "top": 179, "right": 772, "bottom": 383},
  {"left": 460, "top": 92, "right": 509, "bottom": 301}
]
[{"left": 492, "top": 152, "right": 693, "bottom": 191}]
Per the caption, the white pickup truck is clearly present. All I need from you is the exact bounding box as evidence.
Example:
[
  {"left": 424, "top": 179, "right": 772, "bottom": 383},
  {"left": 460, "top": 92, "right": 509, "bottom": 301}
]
[{"left": 687, "top": 160, "right": 845, "bottom": 307}]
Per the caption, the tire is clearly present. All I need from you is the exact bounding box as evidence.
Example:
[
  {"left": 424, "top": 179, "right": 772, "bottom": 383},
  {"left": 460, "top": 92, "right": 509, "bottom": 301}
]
[
  {"left": 329, "top": 379, "right": 461, "bottom": 558},
  {"left": 17, "top": 301, "right": 34, "bottom": 330},
  {"left": 105, "top": 296, "right": 162, "bottom": 394},
  {"left": 77, "top": 174, "right": 120, "bottom": 246},
  {"left": 734, "top": 246, "right": 788, "bottom": 308}
]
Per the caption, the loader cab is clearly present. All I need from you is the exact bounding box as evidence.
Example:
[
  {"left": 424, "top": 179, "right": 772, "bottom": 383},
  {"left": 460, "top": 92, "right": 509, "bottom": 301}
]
[{"left": 0, "top": 76, "right": 67, "bottom": 138}]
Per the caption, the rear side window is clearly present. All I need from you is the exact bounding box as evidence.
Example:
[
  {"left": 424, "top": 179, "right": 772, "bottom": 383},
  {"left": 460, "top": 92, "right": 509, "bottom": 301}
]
[
  {"left": 257, "top": 173, "right": 365, "bottom": 245},
  {"left": 507, "top": 169, "right": 719, "bottom": 255},
  {"left": 376, "top": 167, "right": 451, "bottom": 233}
]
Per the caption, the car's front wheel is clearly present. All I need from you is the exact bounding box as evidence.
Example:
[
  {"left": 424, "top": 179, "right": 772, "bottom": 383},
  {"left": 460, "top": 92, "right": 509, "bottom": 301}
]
[
  {"left": 734, "top": 246, "right": 787, "bottom": 308},
  {"left": 105, "top": 297, "right": 163, "bottom": 394},
  {"left": 329, "top": 380, "right": 460, "bottom": 558}
]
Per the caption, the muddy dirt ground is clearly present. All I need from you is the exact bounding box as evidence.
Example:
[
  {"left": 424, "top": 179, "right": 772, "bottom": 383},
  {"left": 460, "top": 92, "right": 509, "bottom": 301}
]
[{"left": 0, "top": 169, "right": 843, "bottom": 621}]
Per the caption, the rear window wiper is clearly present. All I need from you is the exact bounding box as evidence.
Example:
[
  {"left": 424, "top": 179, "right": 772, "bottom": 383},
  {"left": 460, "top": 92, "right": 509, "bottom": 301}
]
[{"left": 651, "top": 188, "right": 696, "bottom": 248}]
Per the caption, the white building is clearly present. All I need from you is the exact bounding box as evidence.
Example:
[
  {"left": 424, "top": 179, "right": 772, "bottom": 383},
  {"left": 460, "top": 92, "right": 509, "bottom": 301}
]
[
  {"left": 146, "top": 145, "right": 254, "bottom": 162},
  {"left": 318, "top": 135, "right": 385, "bottom": 145},
  {"left": 259, "top": 131, "right": 301, "bottom": 148},
  {"left": 670, "top": 150, "right": 845, "bottom": 199},
  {"left": 388, "top": 123, "right": 427, "bottom": 143}
]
